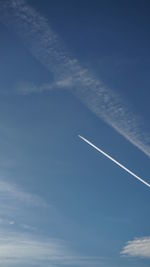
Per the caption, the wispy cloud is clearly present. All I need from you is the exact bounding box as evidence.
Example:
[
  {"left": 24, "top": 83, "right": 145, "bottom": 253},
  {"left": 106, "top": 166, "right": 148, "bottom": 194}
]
[
  {"left": 0, "top": 179, "right": 47, "bottom": 208},
  {"left": 0, "top": 230, "right": 102, "bottom": 266},
  {"left": 15, "top": 78, "right": 72, "bottom": 95},
  {"left": 0, "top": 230, "right": 67, "bottom": 266},
  {"left": 0, "top": 0, "right": 150, "bottom": 158},
  {"left": 15, "top": 81, "right": 61, "bottom": 95},
  {"left": 0, "top": 178, "right": 103, "bottom": 266},
  {"left": 0, "top": 177, "right": 49, "bottom": 233},
  {"left": 121, "top": 236, "right": 150, "bottom": 259}
]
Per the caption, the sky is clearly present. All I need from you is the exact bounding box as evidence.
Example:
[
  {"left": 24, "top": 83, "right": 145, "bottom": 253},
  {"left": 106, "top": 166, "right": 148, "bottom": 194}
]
[{"left": 0, "top": 0, "right": 150, "bottom": 266}]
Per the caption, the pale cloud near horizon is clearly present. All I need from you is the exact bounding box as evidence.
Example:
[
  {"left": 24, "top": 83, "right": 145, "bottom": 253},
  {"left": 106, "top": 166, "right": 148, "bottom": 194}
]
[
  {"left": 0, "top": 0, "right": 150, "bottom": 158},
  {"left": 0, "top": 230, "right": 67, "bottom": 266},
  {"left": 0, "top": 230, "right": 102, "bottom": 266},
  {"left": 0, "top": 178, "right": 103, "bottom": 267},
  {"left": 121, "top": 236, "right": 150, "bottom": 259}
]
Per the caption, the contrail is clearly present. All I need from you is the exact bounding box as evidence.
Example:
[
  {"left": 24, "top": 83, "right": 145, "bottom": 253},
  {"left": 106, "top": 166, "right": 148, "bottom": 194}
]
[
  {"left": 79, "top": 135, "right": 150, "bottom": 189},
  {"left": 0, "top": 0, "right": 150, "bottom": 158}
]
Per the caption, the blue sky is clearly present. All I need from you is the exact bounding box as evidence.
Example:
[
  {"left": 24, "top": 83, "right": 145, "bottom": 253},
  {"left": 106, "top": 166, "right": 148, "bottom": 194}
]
[{"left": 0, "top": 0, "right": 150, "bottom": 266}]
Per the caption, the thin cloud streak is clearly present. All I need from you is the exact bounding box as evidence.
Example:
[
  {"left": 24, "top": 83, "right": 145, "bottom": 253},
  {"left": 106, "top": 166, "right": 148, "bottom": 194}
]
[
  {"left": 0, "top": 0, "right": 150, "bottom": 158},
  {"left": 0, "top": 178, "right": 49, "bottom": 231},
  {"left": 121, "top": 236, "right": 150, "bottom": 258},
  {"left": 0, "top": 179, "right": 47, "bottom": 207},
  {"left": 15, "top": 81, "right": 61, "bottom": 95},
  {"left": 79, "top": 135, "right": 150, "bottom": 189}
]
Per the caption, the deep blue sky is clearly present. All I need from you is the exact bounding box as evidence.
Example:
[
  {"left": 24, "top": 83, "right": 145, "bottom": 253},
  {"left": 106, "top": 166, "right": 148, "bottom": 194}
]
[{"left": 0, "top": 1, "right": 150, "bottom": 266}]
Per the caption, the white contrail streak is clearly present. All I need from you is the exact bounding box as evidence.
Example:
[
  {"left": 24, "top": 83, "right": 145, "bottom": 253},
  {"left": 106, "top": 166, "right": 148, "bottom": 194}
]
[{"left": 79, "top": 135, "right": 150, "bottom": 189}]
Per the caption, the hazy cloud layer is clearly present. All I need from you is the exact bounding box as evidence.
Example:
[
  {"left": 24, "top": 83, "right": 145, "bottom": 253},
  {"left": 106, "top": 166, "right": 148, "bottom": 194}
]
[{"left": 121, "top": 236, "right": 150, "bottom": 258}]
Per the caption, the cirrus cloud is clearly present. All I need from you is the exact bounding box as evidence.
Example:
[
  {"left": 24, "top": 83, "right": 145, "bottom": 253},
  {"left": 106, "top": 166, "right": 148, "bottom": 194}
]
[{"left": 0, "top": 0, "right": 150, "bottom": 158}]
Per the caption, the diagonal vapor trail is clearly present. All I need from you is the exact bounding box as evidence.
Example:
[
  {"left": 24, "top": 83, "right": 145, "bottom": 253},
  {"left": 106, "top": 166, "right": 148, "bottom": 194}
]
[
  {"left": 0, "top": 0, "right": 150, "bottom": 158},
  {"left": 79, "top": 135, "right": 150, "bottom": 189}
]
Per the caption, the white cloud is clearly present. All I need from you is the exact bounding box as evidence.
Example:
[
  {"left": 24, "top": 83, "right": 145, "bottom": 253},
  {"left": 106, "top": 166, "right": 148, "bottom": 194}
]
[
  {"left": 1, "top": 0, "right": 149, "bottom": 158},
  {"left": 121, "top": 236, "right": 150, "bottom": 258},
  {"left": 0, "top": 230, "right": 67, "bottom": 266},
  {"left": 0, "top": 230, "right": 102, "bottom": 266}
]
